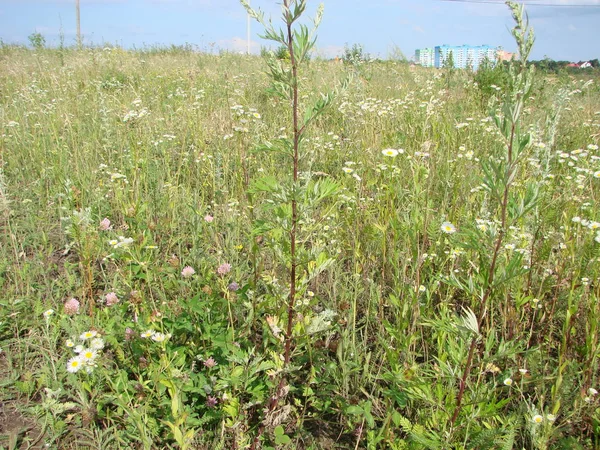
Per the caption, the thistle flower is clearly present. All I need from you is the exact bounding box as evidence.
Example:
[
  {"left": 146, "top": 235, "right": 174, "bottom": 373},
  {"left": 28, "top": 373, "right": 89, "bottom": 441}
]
[
  {"left": 99, "top": 218, "right": 111, "bottom": 231},
  {"left": 206, "top": 396, "right": 218, "bottom": 408},
  {"left": 105, "top": 292, "right": 119, "bottom": 306},
  {"left": 217, "top": 263, "right": 231, "bottom": 276},
  {"left": 63, "top": 298, "right": 80, "bottom": 316},
  {"left": 228, "top": 281, "right": 240, "bottom": 292},
  {"left": 125, "top": 327, "right": 135, "bottom": 341},
  {"left": 204, "top": 357, "right": 217, "bottom": 368},
  {"left": 181, "top": 266, "right": 196, "bottom": 278}
]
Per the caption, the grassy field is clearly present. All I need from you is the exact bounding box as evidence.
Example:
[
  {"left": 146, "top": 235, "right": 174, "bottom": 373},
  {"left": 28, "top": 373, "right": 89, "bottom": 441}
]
[{"left": 1, "top": 3, "right": 600, "bottom": 448}]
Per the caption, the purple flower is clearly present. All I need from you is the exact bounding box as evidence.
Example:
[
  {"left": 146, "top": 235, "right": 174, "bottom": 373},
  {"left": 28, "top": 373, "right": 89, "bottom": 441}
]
[
  {"left": 206, "top": 396, "right": 218, "bottom": 408},
  {"left": 203, "top": 357, "right": 217, "bottom": 368},
  {"left": 125, "top": 327, "right": 135, "bottom": 341},
  {"left": 228, "top": 282, "right": 239, "bottom": 292},
  {"left": 99, "top": 218, "right": 111, "bottom": 231},
  {"left": 217, "top": 263, "right": 231, "bottom": 276},
  {"left": 105, "top": 292, "right": 119, "bottom": 306},
  {"left": 181, "top": 266, "right": 196, "bottom": 278},
  {"left": 63, "top": 298, "right": 80, "bottom": 316}
]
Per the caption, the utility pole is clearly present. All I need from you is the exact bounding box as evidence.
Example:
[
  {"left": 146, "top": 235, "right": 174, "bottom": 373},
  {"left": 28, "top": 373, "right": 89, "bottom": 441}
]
[
  {"left": 246, "top": 0, "right": 250, "bottom": 54},
  {"left": 76, "top": 0, "right": 81, "bottom": 48}
]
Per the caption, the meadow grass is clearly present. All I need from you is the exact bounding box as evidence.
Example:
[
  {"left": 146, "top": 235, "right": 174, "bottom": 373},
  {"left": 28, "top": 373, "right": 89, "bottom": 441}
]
[{"left": 1, "top": 9, "right": 600, "bottom": 448}]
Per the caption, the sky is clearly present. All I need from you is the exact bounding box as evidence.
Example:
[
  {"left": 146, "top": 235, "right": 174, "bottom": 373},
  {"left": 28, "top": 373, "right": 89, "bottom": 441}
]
[{"left": 0, "top": 0, "right": 599, "bottom": 62}]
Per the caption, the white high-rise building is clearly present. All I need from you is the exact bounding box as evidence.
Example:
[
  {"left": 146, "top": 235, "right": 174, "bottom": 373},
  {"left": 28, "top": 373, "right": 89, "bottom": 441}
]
[{"left": 415, "top": 48, "right": 434, "bottom": 68}]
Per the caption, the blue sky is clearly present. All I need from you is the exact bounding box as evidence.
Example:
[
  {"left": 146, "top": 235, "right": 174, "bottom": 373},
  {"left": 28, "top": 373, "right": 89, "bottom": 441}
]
[{"left": 1, "top": 0, "right": 599, "bottom": 61}]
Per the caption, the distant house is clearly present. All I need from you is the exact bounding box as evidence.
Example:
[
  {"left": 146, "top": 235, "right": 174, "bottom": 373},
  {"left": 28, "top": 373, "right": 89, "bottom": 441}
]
[
  {"left": 579, "top": 61, "right": 592, "bottom": 69},
  {"left": 567, "top": 63, "right": 579, "bottom": 68}
]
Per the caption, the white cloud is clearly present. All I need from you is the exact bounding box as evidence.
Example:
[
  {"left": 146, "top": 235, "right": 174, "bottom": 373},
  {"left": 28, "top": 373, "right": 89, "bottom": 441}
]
[{"left": 217, "top": 36, "right": 260, "bottom": 54}]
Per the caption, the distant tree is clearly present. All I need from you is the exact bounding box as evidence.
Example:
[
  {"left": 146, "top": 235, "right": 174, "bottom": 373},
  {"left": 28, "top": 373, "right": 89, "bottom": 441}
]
[
  {"left": 590, "top": 59, "right": 599, "bottom": 68},
  {"left": 342, "top": 43, "right": 368, "bottom": 65},
  {"left": 28, "top": 32, "right": 45, "bottom": 50},
  {"left": 443, "top": 50, "right": 455, "bottom": 69}
]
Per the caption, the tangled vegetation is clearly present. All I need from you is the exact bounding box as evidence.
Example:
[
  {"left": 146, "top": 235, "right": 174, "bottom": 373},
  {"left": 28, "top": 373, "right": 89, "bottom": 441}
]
[{"left": 1, "top": 1, "right": 600, "bottom": 448}]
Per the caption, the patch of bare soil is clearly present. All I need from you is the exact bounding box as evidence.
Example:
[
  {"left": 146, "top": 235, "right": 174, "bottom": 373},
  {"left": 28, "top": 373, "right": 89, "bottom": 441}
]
[{"left": 0, "top": 352, "right": 44, "bottom": 450}]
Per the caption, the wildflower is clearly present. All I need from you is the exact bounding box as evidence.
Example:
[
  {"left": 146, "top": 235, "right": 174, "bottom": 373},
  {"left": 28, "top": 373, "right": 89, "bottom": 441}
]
[
  {"left": 74, "top": 345, "right": 84, "bottom": 353},
  {"left": 181, "top": 266, "right": 196, "bottom": 278},
  {"left": 441, "top": 222, "right": 457, "bottom": 234},
  {"left": 519, "top": 368, "right": 528, "bottom": 374},
  {"left": 141, "top": 329, "right": 154, "bottom": 339},
  {"left": 382, "top": 148, "right": 399, "bottom": 157},
  {"left": 228, "top": 282, "right": 240, "bottom": 292},
  {"left": 67, "top": 357, "right": 83, "bottom": 373},
  {"left": 63, "top": 298, "right": 80, "bottom": 316},
  {"left": 90, "top": 338, "right": 105, "bottom": 350},
  {"left": 80, "top": 348, "right": 98, "bottom": 363},
  {"left": 204, "top": 214, "right": 214, "bottom": 223},
  {"left": 532, "top": 415, "right": 544, "bottom": 424},
  {"left": 125, "top": 328, "right": 135, "bottom": 341},
  {"left": 99, "top": 218, "right": 111, "bottom": 231},
  {"left": 589, "top": 387, "right": 598, "bottom": 396},
  {"left": 547, "top": 414, "right": 556, "bottom": 422},
  {"left": 572, "top": 216, "right": 581, "bottom": 223},
  {"left": 204, "top": 357, "right": 217, "bottom": 368},
  {"left": 80, "top": 330, "right": 98, "bottom": 340},
  {"left": 151, "top": 332, "right": 169, "bottom": 342},
  {"left": 418, "top": 285, "right": 426, "bottom": 293},
  {"left": 66, "top": 339, "right": 75, "bottom": 348},
  {"left": 503, "top": 378, "right": 513, "bottom": 386},
  {"left": 43, "top": 309, "right": 54, "bottom": 319},
  {"left": 217, "top": 263, "right": 231, "bottom": 276},
  {"left": 206, "top": 396, "right": 218, "bottom": 408},
  {"left": 342, "top": 167, "right": 353, "bottom": 174},
  {"left": 105, "top": 292, "right": 119, "bottom": 306},
  {"left": 594, "top": 171, "right": 600, "bottom": 179},
  {"left": 504, "top": 244, "right": 516, "bottom": 251}
]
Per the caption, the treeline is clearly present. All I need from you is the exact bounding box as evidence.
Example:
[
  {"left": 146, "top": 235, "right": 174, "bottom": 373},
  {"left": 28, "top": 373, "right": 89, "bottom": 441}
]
[{"left": 529, "top": 57, "right": 599, "bottom": 73}]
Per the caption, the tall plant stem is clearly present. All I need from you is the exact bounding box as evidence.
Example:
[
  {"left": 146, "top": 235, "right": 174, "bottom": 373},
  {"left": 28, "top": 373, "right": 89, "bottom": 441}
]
[
  {"left": 283, "top": 0, "right": 299, "bottom": 367},
  {"left": 450, "top": 120, "right": 517, "bottom": 427}
]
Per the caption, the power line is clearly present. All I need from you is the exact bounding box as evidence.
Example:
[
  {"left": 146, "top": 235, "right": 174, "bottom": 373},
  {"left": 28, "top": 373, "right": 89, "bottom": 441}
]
[{"left": 438, "top": 0, "right": 600, "bottom": 6}]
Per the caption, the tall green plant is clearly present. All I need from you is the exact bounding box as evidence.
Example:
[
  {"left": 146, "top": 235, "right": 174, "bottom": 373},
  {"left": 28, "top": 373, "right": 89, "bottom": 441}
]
[
  {"left": 450, "top": 0, "right": 536, "bottom": 427},
  {"left": 239, "top": 0, "right": 342, "bottom": 446}
]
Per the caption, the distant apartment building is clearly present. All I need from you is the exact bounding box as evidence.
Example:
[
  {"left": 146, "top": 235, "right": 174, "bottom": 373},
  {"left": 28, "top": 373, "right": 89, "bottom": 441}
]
[
  {"left": 415, "top": 45, "right": 515, "bottom": 70},
  {"left": 434, "top": 45, "right": 497, "bottom": 70},
  {"left": 415, "top": 48, "right": 434, "bottom": 67},
  {"left": 496, "top": 49, "right": 516, "bottom": 62}
]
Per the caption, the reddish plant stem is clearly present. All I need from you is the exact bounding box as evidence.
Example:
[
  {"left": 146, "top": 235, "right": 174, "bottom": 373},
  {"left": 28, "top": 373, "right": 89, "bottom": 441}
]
[{"left": 450, "top": 121, "right": 516, "bottom": 426}]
